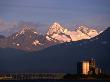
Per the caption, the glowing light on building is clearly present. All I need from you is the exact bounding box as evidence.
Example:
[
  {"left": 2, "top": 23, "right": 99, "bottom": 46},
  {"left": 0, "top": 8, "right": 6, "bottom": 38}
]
[
  {"left": 82, "top": 61, "right": 89, "bottom": 75},
  {"left": 77, "top": 58, "right": 102, "bottom": 75}
]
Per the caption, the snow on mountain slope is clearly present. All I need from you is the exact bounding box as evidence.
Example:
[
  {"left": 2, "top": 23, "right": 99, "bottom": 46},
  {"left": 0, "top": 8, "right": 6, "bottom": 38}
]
[
  {"left": 0, "top": 22, "right": 99, "bottom": 51},
  {"left": 46, "top": 22, "right": 99, "bottom": 42}
]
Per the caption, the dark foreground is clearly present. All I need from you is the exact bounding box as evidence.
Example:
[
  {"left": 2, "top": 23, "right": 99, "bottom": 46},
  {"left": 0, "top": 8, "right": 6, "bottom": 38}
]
[{"left": 0, "top": 73, "right": 110, "bottom": 80}]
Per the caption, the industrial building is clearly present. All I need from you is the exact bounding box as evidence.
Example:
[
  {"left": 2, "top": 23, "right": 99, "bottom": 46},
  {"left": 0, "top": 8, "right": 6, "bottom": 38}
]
[{"left": 77, "top": 58, "right": 102, "bottom": 75}]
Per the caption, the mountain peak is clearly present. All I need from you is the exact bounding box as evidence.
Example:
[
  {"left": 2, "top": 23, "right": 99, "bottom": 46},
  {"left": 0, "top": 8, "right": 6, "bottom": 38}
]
[
  {"left": 18, "top": 25, "right": 38, "bottom": 35},
  {"left": 47, "top": 22, "right": 65, "bottom": 35},
  {"left": 52, "top": 22, "right": 61, "bottom": 27},
  {"left": 76, "top": 25, "right": 90, "bottom": 33},
  {"left": 50, "top": 22, "right": 64, "bottom": 30},
  {"left": 76, "top": 25, "right": 99, "bottom": 38}
]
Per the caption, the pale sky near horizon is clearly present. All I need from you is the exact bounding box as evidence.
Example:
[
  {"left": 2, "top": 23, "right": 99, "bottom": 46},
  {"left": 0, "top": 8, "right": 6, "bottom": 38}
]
[{"left": 0, "top": 0, "right": 110, "bottom": 34}]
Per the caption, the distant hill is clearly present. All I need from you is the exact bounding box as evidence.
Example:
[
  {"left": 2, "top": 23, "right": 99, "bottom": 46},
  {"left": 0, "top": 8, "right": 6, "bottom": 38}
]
[{"left": 0, "top": 27, "right": 109, "bottom": 74}]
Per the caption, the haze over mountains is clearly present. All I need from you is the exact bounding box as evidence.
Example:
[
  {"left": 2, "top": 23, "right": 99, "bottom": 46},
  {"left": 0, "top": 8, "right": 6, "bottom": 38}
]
[{"left": 0, "top": 22, "right": 99, "bottom": 51}]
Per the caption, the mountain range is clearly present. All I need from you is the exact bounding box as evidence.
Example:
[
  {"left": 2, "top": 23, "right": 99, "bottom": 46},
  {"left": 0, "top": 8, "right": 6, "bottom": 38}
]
[
  {"left": 0, "top": 22, "right": 99, "bottom": 51},
  {"left": 0, "top": 23, "right": 109, "bottom": 73}
]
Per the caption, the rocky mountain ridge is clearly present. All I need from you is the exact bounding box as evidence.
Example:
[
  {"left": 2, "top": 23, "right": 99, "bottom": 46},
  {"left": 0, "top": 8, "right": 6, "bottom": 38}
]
[{"left": 0, "top": 22, "right": 99, "bottom": 51}]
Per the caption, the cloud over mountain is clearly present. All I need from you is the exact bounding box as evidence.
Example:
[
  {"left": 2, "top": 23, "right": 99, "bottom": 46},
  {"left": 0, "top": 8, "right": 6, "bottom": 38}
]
[{"left": 0, "top": 19, "right": 17, "bottom": 31}]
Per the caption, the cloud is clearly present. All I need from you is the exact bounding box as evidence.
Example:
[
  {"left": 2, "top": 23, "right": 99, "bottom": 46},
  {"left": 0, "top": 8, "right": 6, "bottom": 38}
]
[
  {"left": 0, "top": 19, "right": 17, "bottom": 32},
  {"left": 17, "top": 21, "right": 49, "bottom": 34},
  {"left": 0, "top": 18, "right": 48, "bottom": 36},
  {"left": 18, "top": 21, "right": 48, "bottom": 28},
  {"left": 0, "top": 19, "right": 18, "bottom": 36}
]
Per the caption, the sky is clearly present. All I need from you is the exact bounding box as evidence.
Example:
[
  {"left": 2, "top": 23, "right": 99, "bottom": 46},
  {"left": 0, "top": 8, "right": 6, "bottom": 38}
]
[{"left": 0, "top": 0, "right": 110, "bottom": 34}]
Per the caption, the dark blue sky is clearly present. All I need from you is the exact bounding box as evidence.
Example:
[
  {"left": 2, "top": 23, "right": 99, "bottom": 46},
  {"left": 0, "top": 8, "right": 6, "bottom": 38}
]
[{"left": 0, "top": 0, "right": 110, "bottom": 32}]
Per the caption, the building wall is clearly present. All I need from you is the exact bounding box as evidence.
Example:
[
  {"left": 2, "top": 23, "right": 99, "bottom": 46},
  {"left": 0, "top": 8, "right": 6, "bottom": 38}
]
[
  {"left": 77, "top": 59, "right": 102, "bottom": 75},
  {"left": 82, "top": 61, "right": 89, "bottom": 75}
]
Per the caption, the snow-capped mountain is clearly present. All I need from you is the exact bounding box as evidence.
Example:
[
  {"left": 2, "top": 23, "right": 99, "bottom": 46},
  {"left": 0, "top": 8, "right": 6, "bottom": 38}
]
[
  {"left": 46, "top": 22, "right": 99, "bottom": 42},
  {"left": 0, "top": 25, "right": 48, "bottom": 51},
  {"left": 0, "top": 22, "right": 99, "bottom": 51},
  {"left": 76, "top": 26, "right": 98, "bottom": 38},
  {"left": 46, "top": 22, "right": 71, "bottom": 42}
]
